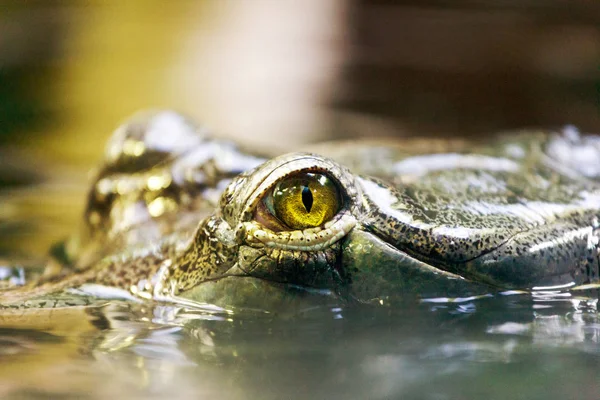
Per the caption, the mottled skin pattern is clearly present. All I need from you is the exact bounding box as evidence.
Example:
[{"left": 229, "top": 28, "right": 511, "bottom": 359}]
[{"left": 2, "top": 111, "right": 600, "bottom": 307}]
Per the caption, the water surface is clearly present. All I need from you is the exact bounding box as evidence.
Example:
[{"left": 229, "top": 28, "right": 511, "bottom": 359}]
[{"left": 1, "top": 287, "right": 599, "bottom": 400}]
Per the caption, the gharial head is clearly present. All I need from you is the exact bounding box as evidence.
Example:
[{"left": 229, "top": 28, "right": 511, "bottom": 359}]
[
  {"left": 77, "top": 110, "right": 535, "bottom": 310},
  {"left": 164, "top": 148, "right": 488, "bottom": 308}
]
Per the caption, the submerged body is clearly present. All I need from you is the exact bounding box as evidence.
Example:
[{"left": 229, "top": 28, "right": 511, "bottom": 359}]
[{"left": 3, "top": 112, "right": 600, "bottom": 307}]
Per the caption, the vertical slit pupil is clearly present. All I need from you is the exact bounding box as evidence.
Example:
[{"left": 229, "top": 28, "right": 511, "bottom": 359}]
[{"left": 302, "top": 186, "right": 313, "bottom": 212}]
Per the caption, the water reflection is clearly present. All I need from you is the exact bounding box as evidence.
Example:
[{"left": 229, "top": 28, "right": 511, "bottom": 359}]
[{"left": 1, "top": 291, "right": 598, "bottom": 399}]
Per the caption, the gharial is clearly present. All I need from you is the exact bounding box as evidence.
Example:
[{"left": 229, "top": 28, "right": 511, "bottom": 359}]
[{"left": 3, "top": 111, "right": 600, "bottom": 308}]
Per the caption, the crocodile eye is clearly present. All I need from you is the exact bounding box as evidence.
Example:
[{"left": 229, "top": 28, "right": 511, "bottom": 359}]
[{"left": 261, "top": 172, "right": 341, "bottom": 230}]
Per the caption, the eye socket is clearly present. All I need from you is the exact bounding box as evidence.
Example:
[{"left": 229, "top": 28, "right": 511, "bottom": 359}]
[{"left": 261, "top": 172, "right": 342, "bottom": 230}]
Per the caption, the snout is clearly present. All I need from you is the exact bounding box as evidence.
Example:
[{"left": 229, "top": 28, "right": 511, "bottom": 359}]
[{"left": 340, "top": 229, "right": 494, "bottom": 303}]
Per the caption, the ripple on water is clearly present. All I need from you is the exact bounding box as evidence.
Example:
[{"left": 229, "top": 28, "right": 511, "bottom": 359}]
[{"left": 0, "top": 289, "right": 599, "bottom": 399}]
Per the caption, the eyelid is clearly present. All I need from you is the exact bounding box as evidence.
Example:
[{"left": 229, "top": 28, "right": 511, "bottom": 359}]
[{"left": 242, "top": 209, "right": 357, "bottom": 251}]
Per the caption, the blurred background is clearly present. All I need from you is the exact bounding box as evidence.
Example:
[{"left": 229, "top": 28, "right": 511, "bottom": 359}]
[{"left": 1, "top": 0, "right": 600, "bottom": 258}]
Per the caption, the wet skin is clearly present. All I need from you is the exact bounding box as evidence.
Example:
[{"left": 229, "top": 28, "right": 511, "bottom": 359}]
[{"left": 3, "top": 111, "right": 600, "bottom": 307}]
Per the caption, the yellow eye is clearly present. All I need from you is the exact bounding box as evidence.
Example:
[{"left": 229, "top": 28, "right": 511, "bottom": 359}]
[{"left": 266, "top": 173, "right": 341, "bottom": 230}]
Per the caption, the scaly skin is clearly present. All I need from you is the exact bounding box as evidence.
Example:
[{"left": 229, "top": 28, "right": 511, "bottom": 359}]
[{"left": 2, "top": 112, "right": 600, "bottom": 307}]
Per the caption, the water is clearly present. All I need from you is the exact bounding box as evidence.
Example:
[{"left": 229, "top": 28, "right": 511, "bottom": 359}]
[{"left": 1, "top": 290, "right": 599, "bottom": 400}]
